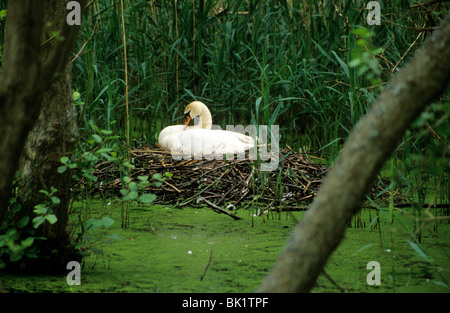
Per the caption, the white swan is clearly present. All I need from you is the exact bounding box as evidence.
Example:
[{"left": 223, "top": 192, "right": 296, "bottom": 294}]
[{"left": 158, "top": 101, "right": 255, "bottom": 156}]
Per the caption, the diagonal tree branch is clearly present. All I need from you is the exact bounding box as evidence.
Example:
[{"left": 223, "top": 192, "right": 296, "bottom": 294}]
[{"left": 257, "top": 12, "right": 450, "bottom": 293}]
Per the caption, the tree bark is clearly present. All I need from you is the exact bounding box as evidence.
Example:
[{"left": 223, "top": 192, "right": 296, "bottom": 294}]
[
  {"left": 257, "top": 13, "right": 450, "bottom": 292},
  {"left": 16, "top": 0, "right": 79, "bottom": 247},
  {"left": 0, "top": 1, "right": 45, "bottom": 220},
  {"left": 0, "top": 0, "right": 83, "bottom": 220},
  {"left": 0, "top": 0, "right": 84, "bottom": 272}
]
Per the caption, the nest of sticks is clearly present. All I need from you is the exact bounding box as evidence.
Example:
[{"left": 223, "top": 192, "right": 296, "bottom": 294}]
[{"left": 88, "top": 144, "right": 396, "bottom": 214}]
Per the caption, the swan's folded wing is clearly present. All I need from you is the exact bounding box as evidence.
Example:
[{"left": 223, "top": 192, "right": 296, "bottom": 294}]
[{"left": 160, "top": 127, "right": 255, "bottom": 156}]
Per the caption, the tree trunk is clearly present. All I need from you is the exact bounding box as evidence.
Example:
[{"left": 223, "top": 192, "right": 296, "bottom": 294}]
[
  {"left": 0, "top": 0, "right": 84, "bottom": 272},
  {"left": 0, "top": 0, "right": 82, "bottom": 220},
  {"left": 257, "top": 13, "right": 450, "bottom": 292},
  {"left": 0, "top": 1, "right": 46, "bottom": 220},
  {"left": 15, "top": 58, "right": 79, "bottom": 272},
  {"left": 17, "top": 25, "right": 79, "bottom": 250}
]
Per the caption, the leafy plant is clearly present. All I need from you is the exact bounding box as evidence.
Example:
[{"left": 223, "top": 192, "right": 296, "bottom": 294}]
[
  {"left": 0, "top": 187, "right": 60, "bottom": 268},
  {"left": 349, "top": 27, "right": 383, "bottom": 87},
  {"left": 70, "top": 215, "right": 121, "bottom": 266},
  {"left": 32, "top": 188, "right": 59, "bottom": 229}
]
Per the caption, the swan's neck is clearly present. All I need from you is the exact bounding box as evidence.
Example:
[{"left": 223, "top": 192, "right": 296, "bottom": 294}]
[
  {"left": 200, "top": 108, "right": 212, "bottom": 130},
  {"left": 192, "top": 104, "right": 212, "bottom": 130}
]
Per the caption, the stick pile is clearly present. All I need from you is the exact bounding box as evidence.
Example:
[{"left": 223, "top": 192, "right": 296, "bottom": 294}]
[
  {"left": 89, "top": 145, "right": 395, "bottom": 211},
  {"left": 90, "top": 145, "right": 327, "bottom": 209}
]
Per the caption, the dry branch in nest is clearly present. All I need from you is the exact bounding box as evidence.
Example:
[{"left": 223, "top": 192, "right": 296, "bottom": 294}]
[{"left": 88, "top": 144, "right": 397, "bottom": 212}]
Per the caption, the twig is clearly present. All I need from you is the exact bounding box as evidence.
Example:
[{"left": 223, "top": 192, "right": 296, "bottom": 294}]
[
  {"left": 197, "top": 197, "right": 243, "bottom": 220},
  {"left": 178, "top": 167, "right": 232, "bottom": 206},
  {"left": 392, "top": 28, "right": 425, "bottom": 73},
  {"left": 200, "top": 249, "right": 213, "bottom": 281},
  {"left": 83, "top": 145, "right": 392, "bottom": 210},
  {"left": 331, "top": 0, "right": 351, "bottom": 30},
  {"left": 411, "top": 0, "right": 448, "bottom": 8},
  {"left": 163, "top": 180, "right": 182, "bottom": 193},
  {"left": 424, "top": 121, "right": 441, "bottom": 141}
]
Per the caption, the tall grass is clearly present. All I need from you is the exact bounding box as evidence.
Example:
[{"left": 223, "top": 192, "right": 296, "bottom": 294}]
[
  {"left": 0, "top": 1, "right": 447, "bottom": 218},
  {"left": 72, "top": 0, "right": 447, "bottom": 153},
  {"left": 0, "top": 0, "right": 448, "bottom": 284},
  {"left": 69, "top": 0, "right": 449, "bottom": 214}
]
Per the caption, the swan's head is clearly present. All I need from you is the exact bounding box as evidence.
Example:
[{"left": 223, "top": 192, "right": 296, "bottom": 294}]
[{"left": 183, "top": 101, "right": 212, "bottom": 129}]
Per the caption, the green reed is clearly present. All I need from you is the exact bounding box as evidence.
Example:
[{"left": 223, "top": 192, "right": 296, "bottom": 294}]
[{"left": 68, "top": 0, "right": 449, "bottom": 214}]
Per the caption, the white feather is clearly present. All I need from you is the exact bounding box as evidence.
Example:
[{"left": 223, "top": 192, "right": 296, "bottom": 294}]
[{"left": 158, "top": 102, "right": 254, "bottom": 156}]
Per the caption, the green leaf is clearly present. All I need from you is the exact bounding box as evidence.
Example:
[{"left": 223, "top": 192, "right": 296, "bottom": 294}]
[
  {"left": 84, "top": 219, "right": 102, "bottom": 231},
  {"left": 45, "top": 214, "right": 58, "bottom": 225},
  {"left": 17, "top": 216, "right": 30, "bottom": 229},
  {"left": 137, "top": 175, "right": 149, "bottom": 182},
  {"left": 348, "top": 58, "right": 361, "bottom": 68},
  {"left": 100, "top": 129, "right": 113, "bottom": 136},
  {"left": 152, "top": 173, "right": 164, "bottom": 181},
  {"left": 255, "top": 97, "right": 262, "bottom": 119},
  {"left": 350, "top": 244, "right": 374, "bottom": 257},
  {"left": 366, "top": 216, "right": 379, "bottom": 229},
  {"left": 5, "top": 228, "right": 18, "bottom": 240},
  {"left": 408, "top": 241, "right": 431, "bottom": 263},
  {"left": 32, "top": 216, "right": 46, "bottom": 229},
  {"left": 122, "top": 161, "right": 135, "bottom": 169},
  {"left": 104, "top": 135, "right": 121, "bottom": 141},
  {"left": 33, "top": 205, "right": 48, "bottom": 215},
  {"left": 129, "top": 182, "right": 138, "bottom": 192},
  {"left": 39, "top": 189, "right": 50, "bottom": 197},
  {"left": 331, "top": 51, "right": 349, "bottom": 78},
  {"left": 57, "top": 165, "right": 67, "bottom": 173},
  {"left": 101, "top": 216, "right": 115, "bottom": 228},
  {"left": 431, "top": 280, "right": 449, "bottom": 288},
  {"left": 82, "top": 171, "right": 98, "bottom": 182},
  {"left": 51, "top": 196, "right": 60, "bottom": 205},
  {"left": 92, "top": 134, "right": 103, "bottom": 143},
  {"left": 125, "top": 191, "right": 138, "bottom": 200},
  {"left": 72, "top": 91, "right": 81, "bottom": 101},
  {"left": 21, "top": 237, "right": 35, "bottom": 248},
  {"left": 60, "top": 156, "right": 69, "bottom": 164},
  {"left": 138, "top": 193, "right": 157, "bottom": 204},
  {"left": 95, "top": 147, "right": 113, "bottom": 154},
  {"left": 84, "top": 217, "right": 114, "bottom": 231}
]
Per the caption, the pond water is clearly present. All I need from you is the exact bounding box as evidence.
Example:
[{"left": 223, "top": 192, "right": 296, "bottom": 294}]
[{"left": 1, "top": 201, "right": 449, "bottom": 293}]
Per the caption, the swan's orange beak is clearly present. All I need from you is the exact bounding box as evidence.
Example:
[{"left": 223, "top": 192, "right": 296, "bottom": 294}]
[{"left": 184, "top": 115, "right": 191, "bottom": 126}]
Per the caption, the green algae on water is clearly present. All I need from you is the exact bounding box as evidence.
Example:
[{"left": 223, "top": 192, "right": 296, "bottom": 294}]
[{"left": 0, "top": 202, "right": 449, "bottom": 293}]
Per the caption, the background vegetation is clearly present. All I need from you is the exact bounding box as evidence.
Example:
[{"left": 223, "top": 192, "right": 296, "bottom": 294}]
[
  {"left": 70, "top": 1, "right": 447, "bottom": 146},
  {"left": 67, "top": 0, "right": 449, "bottom": 206},
  {"left": 0, "top": 0, "right": 449, "bottom": 291}
]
